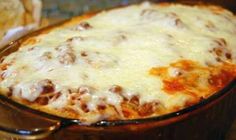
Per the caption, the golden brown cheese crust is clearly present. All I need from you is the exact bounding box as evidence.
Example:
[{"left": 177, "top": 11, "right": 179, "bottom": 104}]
[{"left": 0, "top": 2, "right": 236, "bottom": 124}]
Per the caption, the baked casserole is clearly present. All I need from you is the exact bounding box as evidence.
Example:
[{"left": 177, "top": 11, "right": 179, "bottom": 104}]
[{"left": 0, "top": 2, "right": 235, "bottom": 124}]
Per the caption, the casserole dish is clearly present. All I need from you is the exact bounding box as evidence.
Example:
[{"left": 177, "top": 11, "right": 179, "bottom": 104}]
[{"left": 0, "top": 0, "right": 235, "bottom": 140}]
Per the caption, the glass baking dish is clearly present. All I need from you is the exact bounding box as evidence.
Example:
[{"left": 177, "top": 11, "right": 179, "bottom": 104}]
[{"left": 0, "top": 0, "right": 235, "bottom": 140}]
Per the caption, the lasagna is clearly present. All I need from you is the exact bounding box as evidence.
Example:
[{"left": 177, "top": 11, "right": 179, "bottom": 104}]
[{"left": 0, "top": 2, "right": 235, "bottom": 124}]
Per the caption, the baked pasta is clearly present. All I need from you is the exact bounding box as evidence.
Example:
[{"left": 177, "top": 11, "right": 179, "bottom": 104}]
[{"left": 0, "top": 2, "right": 235, "bottom": 124}]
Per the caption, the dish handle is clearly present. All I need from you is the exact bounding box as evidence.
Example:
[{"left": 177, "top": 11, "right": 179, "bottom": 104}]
[{"left": 0, "top": 97, "right": 63, "bottom": 139}]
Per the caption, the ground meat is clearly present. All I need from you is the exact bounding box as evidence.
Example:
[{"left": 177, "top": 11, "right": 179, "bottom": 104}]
[
  {"left": 80, "top": 103, "right": 89, "bottom": 113},
  {"left": 129, "top": 95, "right": 140, "bottom": 106},
  {"left": 38, "top": 79, "right": 55, "bottom": 93},
  {"left": 35, "top": 96, "right": 49, "bottom": 105},
  {"left": 210, "top": 38, "right": 232, "bottom": 62},
  {"left": 138, "top": 101, "right": 159, "bottom": 116},
  {"left": 35, "top": 92, "right": 62, "bottom": 105}
]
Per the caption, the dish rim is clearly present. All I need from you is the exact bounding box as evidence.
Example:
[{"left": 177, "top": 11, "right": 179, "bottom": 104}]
[{"left": 0, "top": 1, "right": 235, "bottom": 128}]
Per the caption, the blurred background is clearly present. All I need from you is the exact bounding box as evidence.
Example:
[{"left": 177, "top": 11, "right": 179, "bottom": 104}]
[{"left": 41, "top": 0, "right": 236, "bottom": 25}]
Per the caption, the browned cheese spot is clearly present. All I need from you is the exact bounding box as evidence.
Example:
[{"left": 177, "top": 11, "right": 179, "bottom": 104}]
[
  {"left": 109, "top": 85, "right": 123, "bottom": 94},
  {"left": 40, "top": 52, "right": 52, "bottom": 61},
  {"left": 66, "top": 36, "right": 85, "bottom": 42},
  {"left": 72, "top": 22, "right": 93, "bottom": 31}
]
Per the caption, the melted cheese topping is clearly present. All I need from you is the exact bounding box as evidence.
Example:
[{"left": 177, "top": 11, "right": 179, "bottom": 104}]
[{"left": 0, "top": 2, "right": 236, "bottom": 124}]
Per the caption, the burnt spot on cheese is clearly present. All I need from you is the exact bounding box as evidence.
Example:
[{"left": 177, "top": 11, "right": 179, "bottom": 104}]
[
  {"left": 66, "top": 36, "right": 85, "bottom": 42},
  {"left": 140, "top": 9, "right": 158, "bottom": 18},
  {"left": 79, "top": 22, "right": 92, "bottom": 29},
  {"left": 166, "top": 12, "right": 185, "bottom": 28},
  {"left": 81, "top": 51, "right": 118, "bottom": 68},
  {"left": 40, "top": 52, "right": 52, "bottom": 61},
  {"left": 112, "top": 34, "right": 127, "bottom": 46},
  {"left": 214, "top": 38, "right": 227, "bottom": 47},
  {"left": 174, "top": 18, "right": 183, "bottom": 27},
  {"left": 27, "top": 47, "right": 36, "bottom": 51},
  {"left": 80, "top": 51, "right": 88, "bottom": 57},
  {"left": 205, "top": 20, "right": 217, "bottom": 31},
  {"left": 118, "top": 34, "right": 127, "bottom": 40},
  {"left": 108, "top": 85, "right": 130, "bottom": 101},
  {"left": 72, "top": 22, "right": 92, "bottom": 31},
  {"left": 209, "top": 38, "right": 232, "bottom": 62},
  {"left": 225, "top": 53, "right": 232, "bottom": 59},
  {"left": 59, "top": 53, "right": 76, "bottom": 64},
  {"left": 140, "top": 9, "right": 185, "bottom": 28},
  {"left": 77, "top": 85, "right": 94, "bottom": 95},
  {"left": 215, "top": 57, "right": 221, "bottom": 62},
  {"left": 109, "top": 85, "right": 123, "bottom": 94}
]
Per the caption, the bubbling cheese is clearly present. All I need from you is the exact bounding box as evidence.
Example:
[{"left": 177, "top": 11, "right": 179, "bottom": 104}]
[{"left": 0, "top": 2, "right": 235, "bottom": 124}]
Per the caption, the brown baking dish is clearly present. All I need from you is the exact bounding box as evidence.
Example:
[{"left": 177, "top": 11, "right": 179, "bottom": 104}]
[{"left": 0, "top": 0, "right": 235, "bottom": 140}]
